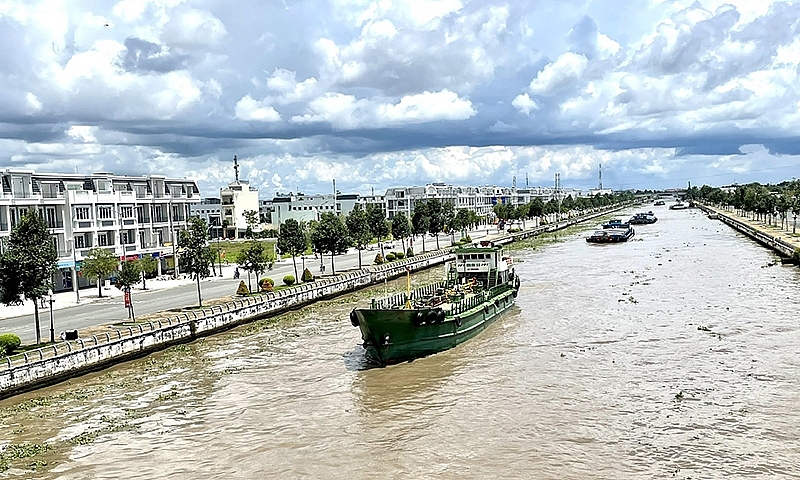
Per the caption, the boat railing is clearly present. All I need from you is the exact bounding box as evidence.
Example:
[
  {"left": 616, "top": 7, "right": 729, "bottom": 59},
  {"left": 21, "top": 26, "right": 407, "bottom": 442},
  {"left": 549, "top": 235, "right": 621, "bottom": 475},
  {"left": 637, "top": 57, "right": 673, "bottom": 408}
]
[{"left": 370, "top": 280, "right": 449, "bottom": 309}]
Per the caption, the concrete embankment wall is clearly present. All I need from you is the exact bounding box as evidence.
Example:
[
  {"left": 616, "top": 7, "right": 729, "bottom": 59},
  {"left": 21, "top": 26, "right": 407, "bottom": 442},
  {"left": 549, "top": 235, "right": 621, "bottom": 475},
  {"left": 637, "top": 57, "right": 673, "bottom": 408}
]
[
  {"left": 0, "top": 250, "right": 454, "bottom": 398},
  {"left": 0, "top": 205, "right": 627, "bottom": 399},
  {"left": 697, "top": 204, "right": 798, "bottom": 259}
]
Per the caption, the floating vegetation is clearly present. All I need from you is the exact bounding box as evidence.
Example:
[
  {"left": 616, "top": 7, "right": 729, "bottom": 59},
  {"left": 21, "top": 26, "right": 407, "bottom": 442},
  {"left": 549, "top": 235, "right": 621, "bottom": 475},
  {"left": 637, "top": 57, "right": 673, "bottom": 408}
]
[
  {"left": 675, "top": 391, "right": 684, "bottom": 401},
  {"left": 697, "top": 326, "right": 711, "bottom": 332},
  {"left": 0, "top": 443, "right": 52, "bottom": 472}
]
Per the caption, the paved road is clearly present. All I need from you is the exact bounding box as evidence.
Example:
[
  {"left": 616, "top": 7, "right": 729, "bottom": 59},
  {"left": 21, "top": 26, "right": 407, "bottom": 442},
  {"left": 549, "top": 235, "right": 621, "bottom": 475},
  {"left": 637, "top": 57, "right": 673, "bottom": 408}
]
[{"left": 4, "top": 230, "right": 496, "bottom": 344}]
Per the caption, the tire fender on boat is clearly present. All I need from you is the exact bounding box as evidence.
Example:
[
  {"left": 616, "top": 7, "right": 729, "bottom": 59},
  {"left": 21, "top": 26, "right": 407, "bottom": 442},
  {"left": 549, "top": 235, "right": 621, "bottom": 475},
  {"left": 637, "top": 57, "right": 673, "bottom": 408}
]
[
  {"left": 349, "top": 310, "right": 359, "bottom": 327},
  {"left": 436, "top": 309, "right": 445, "bottom": 323},
  {"left": 414, "top": 311, "right": 425, "bottom": 326},
  {"left": 426, "top": 310, "right": 438, "bottom": 324},
  {"left": 455, "top": 316, "right": 462, "bottom": 327},
  {"left": 484, "top": 305, "right": 490, "bottom": 314}
]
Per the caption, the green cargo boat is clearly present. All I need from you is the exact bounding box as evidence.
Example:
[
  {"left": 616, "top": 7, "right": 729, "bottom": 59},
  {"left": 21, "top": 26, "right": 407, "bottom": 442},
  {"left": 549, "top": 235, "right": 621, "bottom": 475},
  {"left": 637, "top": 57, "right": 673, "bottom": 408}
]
[{"left": 350, "top": 242, "right": 520, "bottom": 365}]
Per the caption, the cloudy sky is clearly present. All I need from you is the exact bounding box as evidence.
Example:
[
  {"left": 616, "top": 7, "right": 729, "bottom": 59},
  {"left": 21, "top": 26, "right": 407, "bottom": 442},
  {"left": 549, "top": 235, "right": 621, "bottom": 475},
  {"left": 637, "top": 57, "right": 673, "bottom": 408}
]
[{"left": 2, "top": 0, "right": 800, "bottom": 198}]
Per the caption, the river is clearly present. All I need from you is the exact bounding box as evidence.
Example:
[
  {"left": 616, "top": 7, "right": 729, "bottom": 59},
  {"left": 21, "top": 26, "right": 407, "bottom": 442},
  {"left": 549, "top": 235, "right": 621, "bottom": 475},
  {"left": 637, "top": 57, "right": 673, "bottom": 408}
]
[{"left": 1, "top": 206, "right": 799, "bottom": 479}]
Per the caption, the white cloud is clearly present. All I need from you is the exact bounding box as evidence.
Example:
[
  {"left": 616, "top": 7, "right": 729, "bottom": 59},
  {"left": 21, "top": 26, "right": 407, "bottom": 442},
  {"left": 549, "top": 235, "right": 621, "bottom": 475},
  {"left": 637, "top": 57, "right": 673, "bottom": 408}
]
[
  {"left": 234, "top": 95, "right": 281, "bottom": 122},
  {"left": 378, "top": 90, "right": 475, "bottom": 123},
  {"left": 512, "top": 93, "right": 539, "bottom": 115},
  {"left": 161, "top": 7, "right": 227, "bottom": 47},
  {"left": 2, "top": 0, "right": 800, "bottom": 199},
  {"left": 528, "top": 52, "right": 589, "bottom": 95}
]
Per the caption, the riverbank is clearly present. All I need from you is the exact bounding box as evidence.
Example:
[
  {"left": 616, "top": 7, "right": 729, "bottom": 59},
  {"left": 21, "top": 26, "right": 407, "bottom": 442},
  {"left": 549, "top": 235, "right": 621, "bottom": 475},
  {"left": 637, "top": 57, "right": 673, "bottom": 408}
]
[
  {"left": 697, "top": 203, "right": 800, "bottom": 260},
  {"left": 0, "top": 204, "right": 629, "bottom": 398}
]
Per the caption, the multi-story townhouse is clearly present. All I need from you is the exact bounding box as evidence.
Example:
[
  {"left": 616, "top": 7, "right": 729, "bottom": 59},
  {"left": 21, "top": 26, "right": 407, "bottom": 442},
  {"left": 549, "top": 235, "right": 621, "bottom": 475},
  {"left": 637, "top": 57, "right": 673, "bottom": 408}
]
[
  {"left": 0, "top": 169, "right": 199, "bottom": 293},
  {"left": 220, "top": 181, "right": 259, "bottom": 239},
  {"left": 190, "top": 197, "right": 223, "bottom": 238}
]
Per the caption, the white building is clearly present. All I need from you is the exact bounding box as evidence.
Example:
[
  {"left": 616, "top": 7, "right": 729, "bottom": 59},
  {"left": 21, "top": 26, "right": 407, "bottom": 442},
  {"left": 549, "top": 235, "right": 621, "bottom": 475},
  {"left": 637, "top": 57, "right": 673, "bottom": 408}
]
[
  {"left": 220, "top": 181, "right": 259, "bottom": 239},
  {"left": 272, "top": 193, "right": 359, "bottom": 226},
  {"left": 190, "top": 197, "right": 222, "bottom": 237},
  {"left": 0, "top": 169, "right": 199, "bottom": 293}
]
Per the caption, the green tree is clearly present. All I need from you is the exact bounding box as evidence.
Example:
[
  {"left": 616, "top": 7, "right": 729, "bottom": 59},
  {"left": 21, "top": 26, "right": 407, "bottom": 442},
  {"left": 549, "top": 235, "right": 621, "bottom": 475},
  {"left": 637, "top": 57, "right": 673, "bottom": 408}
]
[
  {"left": 426, "top": 198, "right": 444, "bottom": 249},
  {"left": 367, "top": 204, "right": 390, "bottom": 258},
  {"left": 454, "top": 209, "right": 472, "bottom": 239},
  {"left": 178, "top": 216, "right": 214, "bottom": 306},
  {"left": 277, "top": 218, "right": 308, "bottom": 281},
  {"left": 390, "top": 212, "right": 412, "bottom": 252},
  {"left": 117, "top": 260, "right": 140, "bottom": 320},
  {"left": 310, "top": 212, "right": 350, "bottom": 274},
  {"left": 0, "top": 210, "right": 58, "bottom": 344},
  {"left": 411, "top": 200, "right": 430, "bottom": 253},
  {"left": 236, "top": 240, "right": 269, "bottom": 292},
  {"left": 117, "top": 260, "right": 140, "bottom": 289},
  {"left": 345, "top": 205, "right": 372, "bottom": 269},
  {"left": 442, "top": 201, "right": 456, "bottom": 244},
  {"left": 243, "top": 209, "right": 259, "bottom": 239},
  {"left": 136, "top": 255, "right": 159, "bottom": 290},
  {"left": 81, "top": 247, "right": 119, "bottom": 299}
]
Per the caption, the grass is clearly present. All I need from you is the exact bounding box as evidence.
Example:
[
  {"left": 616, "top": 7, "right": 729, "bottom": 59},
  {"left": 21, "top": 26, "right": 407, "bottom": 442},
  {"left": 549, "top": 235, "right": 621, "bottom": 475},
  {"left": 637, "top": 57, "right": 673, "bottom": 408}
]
[{"left": 210, "top": 240, "right": 277, "bottom": 263}]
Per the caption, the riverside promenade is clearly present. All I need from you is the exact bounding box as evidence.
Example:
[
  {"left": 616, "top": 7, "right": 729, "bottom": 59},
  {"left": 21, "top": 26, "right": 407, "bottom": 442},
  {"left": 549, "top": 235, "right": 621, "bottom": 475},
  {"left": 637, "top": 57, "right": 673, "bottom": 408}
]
[{"left": 698, "top": 203, "right": 800, "bottom": 260}]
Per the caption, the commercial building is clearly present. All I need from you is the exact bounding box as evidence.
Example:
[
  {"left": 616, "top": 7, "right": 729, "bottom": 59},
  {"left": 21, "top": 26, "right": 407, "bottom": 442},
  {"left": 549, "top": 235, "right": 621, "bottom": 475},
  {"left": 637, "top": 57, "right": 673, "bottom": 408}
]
[{"left": 0, "top": 169, "right": 199, "bottom": 293}]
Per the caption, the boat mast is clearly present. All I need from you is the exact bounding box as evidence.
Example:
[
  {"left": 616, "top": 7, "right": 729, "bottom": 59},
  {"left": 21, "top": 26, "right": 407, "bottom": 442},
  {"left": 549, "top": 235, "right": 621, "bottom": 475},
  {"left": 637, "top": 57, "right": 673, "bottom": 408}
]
[{"left": 404, "top": 266, "right": 412, "bottom": 309}]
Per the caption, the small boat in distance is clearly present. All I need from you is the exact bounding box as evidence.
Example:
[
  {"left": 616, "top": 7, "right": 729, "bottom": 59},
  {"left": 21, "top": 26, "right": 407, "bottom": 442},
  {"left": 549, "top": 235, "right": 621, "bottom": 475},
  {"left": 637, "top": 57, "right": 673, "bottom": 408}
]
[
  {"left": 350, "top": 242, "right": 520, "bottom": 365},
  {"left": 654, "top": 200, "right": 666, "bottom": 206},
  {"left": 669, "top": 201, "right": 688, "bottom": 210},
  {"left": 602, "top": 218, "right": 628, "bottom": 229},
  {"left": 587, "top": 220, "right": 635, "bottom": 243},
  {"left": 629, "top": 211, "right": 658, "bottom": 224}
]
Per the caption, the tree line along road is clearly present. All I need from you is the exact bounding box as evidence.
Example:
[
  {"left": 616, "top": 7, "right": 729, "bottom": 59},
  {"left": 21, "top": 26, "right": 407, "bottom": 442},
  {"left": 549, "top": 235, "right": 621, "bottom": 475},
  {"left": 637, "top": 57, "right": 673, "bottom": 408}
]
[{"left": 2, "top": 230, "right": 489, "bottom": 345}]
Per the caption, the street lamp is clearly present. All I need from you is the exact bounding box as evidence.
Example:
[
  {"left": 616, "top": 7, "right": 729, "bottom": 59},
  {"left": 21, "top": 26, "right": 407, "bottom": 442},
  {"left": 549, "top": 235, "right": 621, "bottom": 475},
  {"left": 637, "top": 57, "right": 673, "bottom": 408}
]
[
  {"left": 47, "top": 289, "right": 55, "bottom": 343},
  {"left": 68, "top": 237, "right": 80, "bottom": 303}
]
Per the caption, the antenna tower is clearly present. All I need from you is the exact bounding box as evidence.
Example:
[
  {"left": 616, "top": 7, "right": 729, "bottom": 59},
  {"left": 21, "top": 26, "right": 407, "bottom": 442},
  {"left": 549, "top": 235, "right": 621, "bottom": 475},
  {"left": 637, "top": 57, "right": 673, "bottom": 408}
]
[
  {"left": 233, "top": 155, "right": 240, "bottom": 184},
  {"left": 598, "top": 163, "right": 603, "bottom": 190}
]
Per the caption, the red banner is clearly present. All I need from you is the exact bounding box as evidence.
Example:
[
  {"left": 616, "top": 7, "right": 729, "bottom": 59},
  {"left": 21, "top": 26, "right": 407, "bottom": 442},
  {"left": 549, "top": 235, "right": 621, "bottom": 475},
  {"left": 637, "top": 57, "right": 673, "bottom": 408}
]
[{"left": 124, "top": 290, "right": 131, "bottom": 308}]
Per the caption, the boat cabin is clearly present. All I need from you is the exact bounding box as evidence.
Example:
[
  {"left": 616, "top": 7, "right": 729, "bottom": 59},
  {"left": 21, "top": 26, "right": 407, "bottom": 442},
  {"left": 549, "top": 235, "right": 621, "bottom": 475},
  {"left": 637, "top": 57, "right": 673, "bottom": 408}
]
[{"left": 452, "top": 243, "right": 513, "bottom": 290}]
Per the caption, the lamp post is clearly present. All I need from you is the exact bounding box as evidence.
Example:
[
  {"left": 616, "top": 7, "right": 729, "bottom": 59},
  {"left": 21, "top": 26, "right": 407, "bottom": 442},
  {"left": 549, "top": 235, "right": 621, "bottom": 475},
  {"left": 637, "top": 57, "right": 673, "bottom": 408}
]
[
  {"left": 47, "top": 289, "right": 55, "bottom": 343},
  {"left": 69, "top": 238, "right": 80, "bottom": 303},
  {"left": 217, "top": 234, "right": 223, "bottom": 276}
]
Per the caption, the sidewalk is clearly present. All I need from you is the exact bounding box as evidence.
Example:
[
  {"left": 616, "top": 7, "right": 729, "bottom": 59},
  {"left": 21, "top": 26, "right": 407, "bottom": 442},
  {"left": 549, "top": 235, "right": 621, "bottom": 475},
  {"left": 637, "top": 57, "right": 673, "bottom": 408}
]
[
  {"left": 0, "top": 265, "right": 240, "bottom": 321},
  {"left": 703, "top": 204, "right": 800, "bottom": 252}
]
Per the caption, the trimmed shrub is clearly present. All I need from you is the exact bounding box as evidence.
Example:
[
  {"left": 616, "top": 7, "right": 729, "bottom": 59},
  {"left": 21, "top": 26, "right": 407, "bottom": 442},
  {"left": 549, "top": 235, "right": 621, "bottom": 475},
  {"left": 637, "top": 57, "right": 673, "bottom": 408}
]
[
  {"left": 374, "top": 253, "right": 385, "bottom": 264},
  {"left": 0, "top": 333, "right": 20, "bottom": 355},
  {"left": 301, "top": 268, "right": 315, "bottom": 282},
  {"left": 236, "top": 281, "right": 250, "bottom": 295},
  {"left": 260, "top": 278, "right": 275, "bottom": 291},
  {"left": 283, "top": 275, "right": 295, "bottom": 286},
  {"left": 385, "top": 252, "right": 396, "bottom": 262},
  {"left": 394, "top": 251, "right": 405, "bottom": 260},
  {"left": 406, "top": 247, "right": 414, "bottom": 257}
]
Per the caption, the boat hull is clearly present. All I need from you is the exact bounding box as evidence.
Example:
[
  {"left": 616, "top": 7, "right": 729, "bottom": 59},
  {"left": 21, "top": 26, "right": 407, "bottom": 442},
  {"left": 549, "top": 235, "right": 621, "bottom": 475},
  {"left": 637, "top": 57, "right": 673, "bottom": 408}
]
[{"left": 353, "top": 288, "right": 516, "bottom": 365}]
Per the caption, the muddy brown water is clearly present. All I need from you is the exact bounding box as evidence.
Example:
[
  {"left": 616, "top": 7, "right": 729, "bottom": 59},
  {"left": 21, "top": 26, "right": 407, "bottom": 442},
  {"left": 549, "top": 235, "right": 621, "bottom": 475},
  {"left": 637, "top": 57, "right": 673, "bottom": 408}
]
[{"left": 2, "top": 207, "right": 800, "bottom": 479}]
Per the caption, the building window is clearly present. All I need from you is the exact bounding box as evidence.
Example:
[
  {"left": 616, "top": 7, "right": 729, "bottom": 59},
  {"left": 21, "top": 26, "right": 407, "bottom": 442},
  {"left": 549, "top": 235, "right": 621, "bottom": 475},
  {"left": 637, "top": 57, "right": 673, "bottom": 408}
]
[
  {"left": 75, "top": 207, "right": 90, "bottom": 220},
  {"left": 98, "top": 233, "right": 109, "bottom": 246},
  {"left": 75, "top": 235, "right": 85, "bottom": 248},
  {"left": 98, "top": 206, "right": 113, "bottom": 219},
  {"left": 120, "top": 206, "right": 133, "bottom": 218}
]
